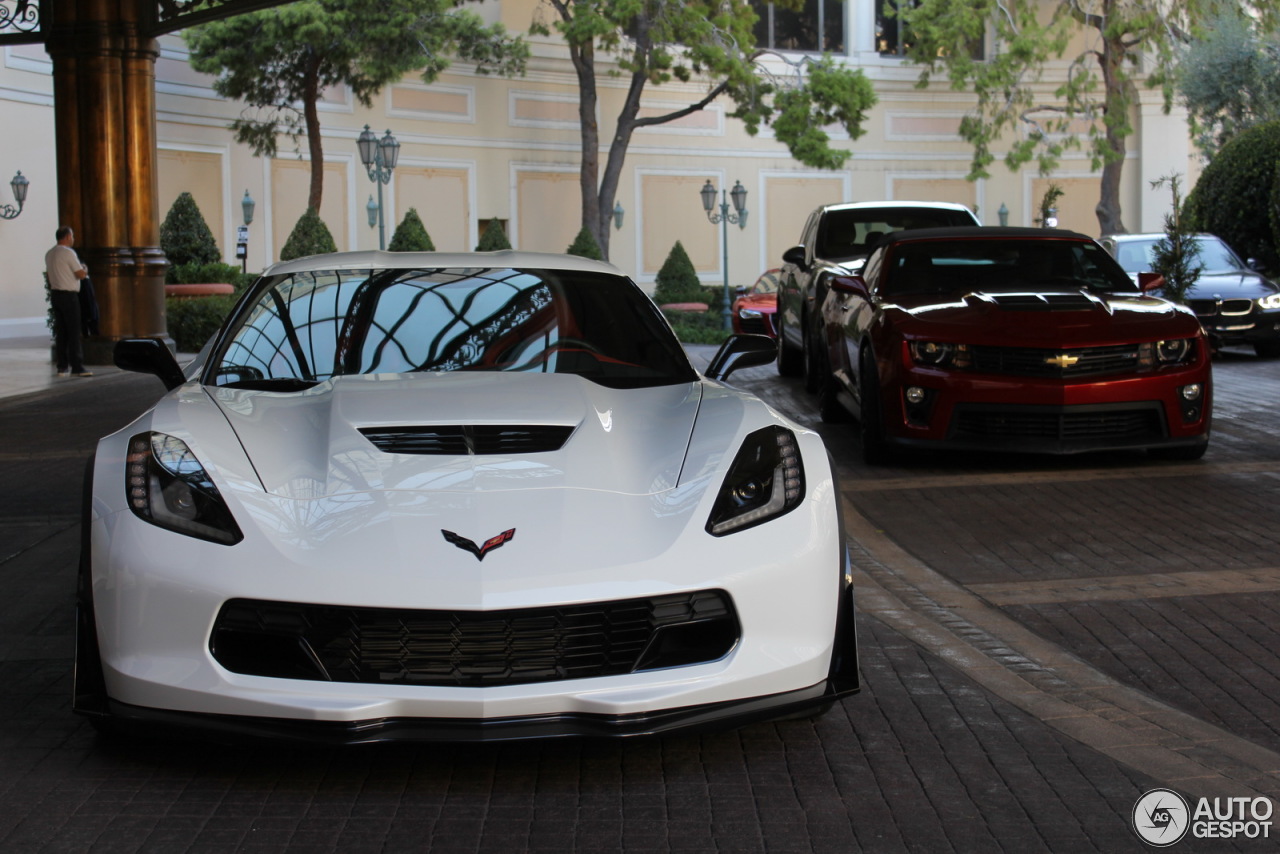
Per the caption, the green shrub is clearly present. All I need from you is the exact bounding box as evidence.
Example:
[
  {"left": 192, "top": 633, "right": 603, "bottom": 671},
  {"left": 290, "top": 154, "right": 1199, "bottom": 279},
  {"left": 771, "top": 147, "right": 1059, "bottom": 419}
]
[
  {"left": 652, "top": 241, "right": 705, "bottom": 304},
  {"left": 388, "top": 208, "right": 436, "bottom": 252},
  {"left": 1184, "top": 119, "right": 1280, "bottom": 271},
  {"left": 662, "top": 308, "right": 730, "bottom": 345},
  {"left": 160, "top": 192, "right": 221, "bottom": 279},
  {"left": 280, "top": 207, "right": 338, "bottom": 261},
  {"left": 475, "top": 218, "right": 512, "bottom": 251},
  {"left": 169, "top": 261, "right": 245, "bottom": 286},
  {"left": 165, "top": 294, "right": 238, "bottom": 353},
  {"left": 566, "top": 226, "right": 603, "bottom": 260}
]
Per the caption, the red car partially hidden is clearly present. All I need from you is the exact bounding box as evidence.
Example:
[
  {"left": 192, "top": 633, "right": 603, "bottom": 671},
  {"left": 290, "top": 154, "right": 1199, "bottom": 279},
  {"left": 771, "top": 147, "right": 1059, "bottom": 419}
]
[
  {"left": 815, "top": 227, "right": 1212, "bottom": 463},
  {"left": 731, "top": 269, "right": 780, "bottom": 337}
]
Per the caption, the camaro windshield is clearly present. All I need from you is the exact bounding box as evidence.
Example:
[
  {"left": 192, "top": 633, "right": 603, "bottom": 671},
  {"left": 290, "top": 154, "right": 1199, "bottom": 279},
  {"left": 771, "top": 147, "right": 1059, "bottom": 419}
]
[
  {"left": 882, "top": 239, "right": 1138, "bottom": 297},
  {"left": 208, "top": 266, "right": 696, "bottom": 390}
]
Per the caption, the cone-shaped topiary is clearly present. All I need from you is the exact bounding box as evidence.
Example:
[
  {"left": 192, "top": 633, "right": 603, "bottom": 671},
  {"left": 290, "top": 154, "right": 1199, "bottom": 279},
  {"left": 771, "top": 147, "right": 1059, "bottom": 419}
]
[
  {"left": 566, "top": 226, "right": 603, "bottom": 260},
  {"left": 280, "top": 207, "right": 338, "bottom": 261},
  {"left": 1184, "top": 119, "right": 1280, "bottom": 272},
  {"left": 160, "top": 192, "right": 221, "bottom": 279},
  {"left": 475, "top": 218, "right": 512, "bottom": 251},
  {"left": 388, "top": 208, "right": 436, "bottom": 252},
  {"left": 652, "top": 241, "right": 705, "bottom": 304}
]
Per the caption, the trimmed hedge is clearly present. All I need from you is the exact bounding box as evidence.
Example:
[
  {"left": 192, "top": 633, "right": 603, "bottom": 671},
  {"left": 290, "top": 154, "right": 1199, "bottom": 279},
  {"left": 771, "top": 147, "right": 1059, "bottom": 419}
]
[
  {"left": 160, "top": 192, "right": 221, "bottom": 278},
  {"left": 1184, "top": 119, "right": 1280, "bottom": 271},
  {"left": 476, "top": 219, "right": 512, "bottom": 251},
  {"left": 388, "top": 208, "right": 436, "bottom": 252},
  {"left": 166, "top": 294, "right": 237, "bottom": 353},
  {"left": 280, "top": 207, "right": 338, "bottom": 261},
  {"left": 566, "top": 226, "right": 603, "bottom": 260}
]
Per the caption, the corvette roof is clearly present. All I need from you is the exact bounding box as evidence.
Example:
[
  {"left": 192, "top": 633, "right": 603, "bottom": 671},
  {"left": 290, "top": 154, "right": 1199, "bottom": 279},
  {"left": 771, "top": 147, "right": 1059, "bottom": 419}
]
[{"left": 263, "top": 250, "right": 624, "bottom": 278}]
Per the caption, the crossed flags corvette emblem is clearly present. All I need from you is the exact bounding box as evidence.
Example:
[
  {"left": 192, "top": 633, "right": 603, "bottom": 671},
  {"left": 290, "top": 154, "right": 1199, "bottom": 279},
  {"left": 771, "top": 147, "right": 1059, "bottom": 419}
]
[{"left": 442, "top": 528, "right": 516, "bottom": 561}]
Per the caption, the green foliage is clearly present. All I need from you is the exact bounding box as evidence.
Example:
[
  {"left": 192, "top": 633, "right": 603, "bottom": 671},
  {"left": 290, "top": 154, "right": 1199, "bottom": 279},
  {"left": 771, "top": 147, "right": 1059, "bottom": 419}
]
[
  {"left": 280, "top": 207, "right": 338, "bottom": 261},
  {"left": 566, "top": 226, "right": 603, "bottom": 260},
  {"left": 662, "top": 308, "right": 730, "bottom": 345},
  {"left": 652, "top": 242, "right": 705, "bottom": 305},
  {"left": 165, "top": 294, "right": 238, "bottom": 353},
  {"left": 1184, "top": 119, "right": 1280, "bottom": 272},
  {"left": 772, "top": 58, "right": 877, "bottom": 171},
  {"left": 160, "top": 192, "right": 220, "bottom": 276},
  {"left": 186, "top": 0, "right": 526, "bottom": 208},
  {"left": 1038, "top": 184, "right": 1064, "bottom": 226},
  {"left": 387, "top": 208, "right": 436, "bottom": 252},
  {"left": 475, "top": 219, "right": 512, "bottom": 252},
  {"left": 1179, "top": 9, "right": 1280, "bottom": 160},
  {"left": 168, "top": 261, "right": 251, "bottom": 289},
  {"left": 1148, "top": 175, "right": 1202, "bottom": 304},
  {"left": 898, "top": 0, "right": 1224, "bottom": 232}
]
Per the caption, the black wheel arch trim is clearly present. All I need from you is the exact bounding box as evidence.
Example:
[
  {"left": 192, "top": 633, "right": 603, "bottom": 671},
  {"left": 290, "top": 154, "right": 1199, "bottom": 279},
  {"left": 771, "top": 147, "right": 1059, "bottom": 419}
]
[{"left": 74, "top": 451, "right": 110, "bottom": 717}]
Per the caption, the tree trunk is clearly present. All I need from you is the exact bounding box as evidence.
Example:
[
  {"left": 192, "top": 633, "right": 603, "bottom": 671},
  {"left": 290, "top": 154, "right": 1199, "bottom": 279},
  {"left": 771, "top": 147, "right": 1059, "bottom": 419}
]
[
  {"left": 568, "top": 41, "right": 603, "bottom": 257},
  {"left": 1094, "top": 13, "right": 1127, "bottom": 235},
  {"left": 303, "top": 56, "right": 324, "bottom": 213}
]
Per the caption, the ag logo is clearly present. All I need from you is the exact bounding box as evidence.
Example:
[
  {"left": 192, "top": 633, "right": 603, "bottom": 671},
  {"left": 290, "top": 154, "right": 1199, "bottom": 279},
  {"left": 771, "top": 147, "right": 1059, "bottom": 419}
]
[
  {"left": 441, "top": 528, "right": 515, "bottom": 561},
  {"left": 1133, "top": 788, "right": 1190, "bottom": 847}
]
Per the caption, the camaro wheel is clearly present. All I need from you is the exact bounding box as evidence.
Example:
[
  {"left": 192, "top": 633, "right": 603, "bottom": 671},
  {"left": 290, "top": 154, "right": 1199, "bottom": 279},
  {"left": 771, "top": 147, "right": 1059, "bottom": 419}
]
[{"left": 858, "top": 353, "right": 890, "bottom": 465}]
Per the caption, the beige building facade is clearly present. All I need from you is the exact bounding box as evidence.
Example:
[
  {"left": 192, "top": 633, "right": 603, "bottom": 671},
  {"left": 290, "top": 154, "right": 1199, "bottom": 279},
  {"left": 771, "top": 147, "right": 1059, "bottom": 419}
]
[{"left": 0, "top": 0, "right": 1198, "bottom": 337}]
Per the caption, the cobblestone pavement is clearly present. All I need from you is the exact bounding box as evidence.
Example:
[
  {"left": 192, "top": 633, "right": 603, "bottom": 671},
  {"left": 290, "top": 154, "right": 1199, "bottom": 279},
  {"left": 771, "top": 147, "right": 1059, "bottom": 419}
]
[{"left": 0, "top": 346, "right": 1277, "bottom": 851}]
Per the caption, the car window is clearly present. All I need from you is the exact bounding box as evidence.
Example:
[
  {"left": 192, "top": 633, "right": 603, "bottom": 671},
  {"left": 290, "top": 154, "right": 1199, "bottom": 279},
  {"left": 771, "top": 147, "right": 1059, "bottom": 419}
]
[
  {"left": 752, "top": 274, "right": 779, "bottom": 295},
  {"left": 209, "top": 267, "right": 696, "bottom": 390},
  {"left": 882, "top": 239, "right": 1137, "bottom": 297},
  {"left": 816, "top": 207, "right": 977, "bottom": 260},
  {"left": 1114, "top": 236, "right": 1244, "bottom": 274}
]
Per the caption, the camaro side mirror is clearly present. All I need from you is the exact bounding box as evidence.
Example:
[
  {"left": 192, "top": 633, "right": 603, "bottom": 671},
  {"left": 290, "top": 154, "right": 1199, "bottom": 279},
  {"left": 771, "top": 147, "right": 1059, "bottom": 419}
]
[
  {"left": 114, "top": 338, "right": 187, "bottom": 391},
  {"left": 1137, "top": 271, "right": 1165, "bottom": 293},
  {"left": 705, "top": 334, "right": 777, "bottom": 382},
  {"left": 782, "top": 245, "right": 808, "bottom": 271},
  {"left": 829, "top": 275, "right": 870, "bottom": 297}
]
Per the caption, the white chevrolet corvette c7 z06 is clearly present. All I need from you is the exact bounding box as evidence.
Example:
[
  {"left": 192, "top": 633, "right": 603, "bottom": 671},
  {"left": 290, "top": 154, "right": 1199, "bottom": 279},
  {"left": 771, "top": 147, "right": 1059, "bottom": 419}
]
[{"left": 76, "top": 251, "right": 857, "bottom": 743}]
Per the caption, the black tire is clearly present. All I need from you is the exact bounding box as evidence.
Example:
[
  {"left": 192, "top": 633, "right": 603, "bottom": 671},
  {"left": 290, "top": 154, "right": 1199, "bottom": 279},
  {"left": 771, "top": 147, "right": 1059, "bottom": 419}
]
[
  {"left": 776, "top": 312, "right": 803, "bottom": 377},
  {"left": 803, "top": 323, "right": 822, "bottom": 393},
  {"left": 1254, "top": 340, "right": 1280, "bottom": 359},
  {"left": 816, "top": 345, "right": 848, "bottom": 423},
  {"left": 1148, "top": 441, "right": 1208, "bottom": 461},
  {"left": 858, "top": 354, "right": 890, "bottom": 465}
]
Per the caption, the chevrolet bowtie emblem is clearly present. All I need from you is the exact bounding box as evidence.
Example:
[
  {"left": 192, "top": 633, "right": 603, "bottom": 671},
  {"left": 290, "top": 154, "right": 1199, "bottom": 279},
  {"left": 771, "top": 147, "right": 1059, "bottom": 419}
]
[
  {"left": 442, "top": 528, "right": 515, "bottom": 561},
  {"left": 1045, "top": 353, "right": 1080, "bottom": 368}
]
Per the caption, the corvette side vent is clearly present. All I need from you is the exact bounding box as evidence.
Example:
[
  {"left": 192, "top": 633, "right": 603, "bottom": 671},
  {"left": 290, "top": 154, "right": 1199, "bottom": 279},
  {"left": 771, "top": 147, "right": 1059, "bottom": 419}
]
[{"left": 359, "top": 424, "right": 575, "bottom": 455}]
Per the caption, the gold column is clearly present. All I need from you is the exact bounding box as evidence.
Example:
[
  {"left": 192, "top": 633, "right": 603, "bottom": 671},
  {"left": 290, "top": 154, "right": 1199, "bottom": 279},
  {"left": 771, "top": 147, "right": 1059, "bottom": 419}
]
[{"left": 47, "top": 0, "right": 169, "bottom": 363}]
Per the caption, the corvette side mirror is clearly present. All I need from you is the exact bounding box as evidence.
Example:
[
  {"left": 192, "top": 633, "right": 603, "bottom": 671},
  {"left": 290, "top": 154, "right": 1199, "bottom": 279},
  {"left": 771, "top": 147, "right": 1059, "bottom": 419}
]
[
  {"left": 115, "top": 338, "right": 187, "bottom": 391},
  {"left": 1137, "top": 271, "right": 1165, "bottom": 293},
  {"left": 705, "top": 334, "right": 776, "bottom": 382}
]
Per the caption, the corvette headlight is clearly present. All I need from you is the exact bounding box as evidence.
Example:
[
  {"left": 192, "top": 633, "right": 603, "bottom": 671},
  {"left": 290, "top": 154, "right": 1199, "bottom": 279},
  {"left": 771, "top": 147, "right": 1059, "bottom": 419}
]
[
  {"left": 1257, "top": 293, "right": 1280, "bottom": 310},
  {"left": 126, "top": 432, "right": 243, "bottom": 545},
  {"left": 706, "top": 426, "right": 804, "bottom": 536},
  {"left": 909, "top": 341, "right": 971, "bottom": 369},
  {"left": 1138, "top": 338, "right": 1195, "bottom": 367}
]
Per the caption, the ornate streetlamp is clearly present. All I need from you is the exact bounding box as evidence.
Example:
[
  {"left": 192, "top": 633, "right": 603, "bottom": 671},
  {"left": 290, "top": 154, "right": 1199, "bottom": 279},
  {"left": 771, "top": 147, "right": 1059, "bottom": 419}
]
[
  {"left": 357, "top": 125, "right": 400, "bottom": 249},
  {"left": 700, "top": 179, "right": 748, "bottom": 330},
  {"left": 1, "top": 171, "right": 29, "bottom": 220}
]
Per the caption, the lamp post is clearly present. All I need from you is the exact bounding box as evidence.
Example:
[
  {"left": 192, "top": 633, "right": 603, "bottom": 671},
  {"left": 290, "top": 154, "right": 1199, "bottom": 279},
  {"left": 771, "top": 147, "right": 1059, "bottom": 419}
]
[
  {"left": 613, "top": 201, "right": 625, "bottom": 230},
  {"left": 237, "top": 190, "right": 254, "bottom": 274},
  {"left": 1, "top": 171, "right": 29, "bottom": 220},
  {"left": 357, "top": 125, "right": 400, "bottom": 249},
  {"left": 699, "top": 179, "right": 748, "bottom": 330},
  {"left": 997, "top": 203, "right": 1009, "bottom": 227}
]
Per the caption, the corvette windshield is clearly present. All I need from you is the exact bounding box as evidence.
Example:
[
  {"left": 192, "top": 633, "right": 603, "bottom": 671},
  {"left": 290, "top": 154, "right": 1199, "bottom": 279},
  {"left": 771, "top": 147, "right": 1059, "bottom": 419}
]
[
  {"left": 209, "top": 267, "right": 695, "bottom": 389},
  {"left": 883, "top": 239, "right": 1137, "bottom": 297}
]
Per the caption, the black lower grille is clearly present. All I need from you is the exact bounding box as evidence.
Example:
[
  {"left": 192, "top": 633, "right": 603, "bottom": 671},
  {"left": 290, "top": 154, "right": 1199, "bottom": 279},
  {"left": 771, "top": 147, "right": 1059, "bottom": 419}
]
[
  {"left": 952, "top": 402, "right": 1165, "bottom": 443},
  {"left": 739, "top": 315, "right": 775, "bottom": 336},
  {"left": 211, "top": 591, "right": 739, "bottom": 687}
]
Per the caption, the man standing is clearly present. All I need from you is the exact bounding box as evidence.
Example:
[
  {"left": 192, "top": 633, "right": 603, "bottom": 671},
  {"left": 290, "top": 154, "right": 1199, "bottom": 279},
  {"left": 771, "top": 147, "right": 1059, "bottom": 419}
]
[{"left": 45, "top": 226, "right": 92, "bottom": 378}]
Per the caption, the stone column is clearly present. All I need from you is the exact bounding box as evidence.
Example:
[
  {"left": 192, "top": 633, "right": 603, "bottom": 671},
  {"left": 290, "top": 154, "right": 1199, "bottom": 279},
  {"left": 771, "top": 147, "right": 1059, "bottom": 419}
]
[{"left": 47, "top": 0, "right": 169, "bottom": 364}]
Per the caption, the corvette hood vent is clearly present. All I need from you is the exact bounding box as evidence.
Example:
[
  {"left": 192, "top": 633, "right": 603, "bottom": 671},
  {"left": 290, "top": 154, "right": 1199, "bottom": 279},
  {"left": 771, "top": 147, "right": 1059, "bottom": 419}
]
[
  {"left": 359, "top": 424, "right": 576, "bottom": 456},
  {"left": 984, "top": 293, "right": 1100, "bottom": 312}
]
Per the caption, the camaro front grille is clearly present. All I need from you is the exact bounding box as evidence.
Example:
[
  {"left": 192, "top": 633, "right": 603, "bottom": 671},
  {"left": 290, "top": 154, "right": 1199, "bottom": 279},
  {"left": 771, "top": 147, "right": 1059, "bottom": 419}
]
[
  {"left": 952, "top": 403, "right": 1165, "bottom": 442},
  {"left": 969, "top": 344, "right": 1140, "bottom": 378},
  {"left": 359, "top": 424, "right": 575, "bottom": 455},
  {"left": 211, "top": 591, "right": 739, "bottom": 687}
]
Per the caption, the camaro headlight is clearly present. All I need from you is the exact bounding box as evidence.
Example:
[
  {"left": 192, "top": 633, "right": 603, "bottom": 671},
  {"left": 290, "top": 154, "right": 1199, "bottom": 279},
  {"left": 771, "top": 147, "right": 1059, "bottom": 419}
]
[
  {"left": 126, "top": 432, "right": 243, "bottom": 545},
  {"left": 1257, "top": 293, "right": 1280, "bottom": 310},
  {"left": 1138, "top": 338, "right": 1195, "bottom": 366},
  {"left": 909, "top": 341, "right": 971, "bottom": 369},
  {"left": 706, "top": 426, "right": 804, "bottom": 536}
]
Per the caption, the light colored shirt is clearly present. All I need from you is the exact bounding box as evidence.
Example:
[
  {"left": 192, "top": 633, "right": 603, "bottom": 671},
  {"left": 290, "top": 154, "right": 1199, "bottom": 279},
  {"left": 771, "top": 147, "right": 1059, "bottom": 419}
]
[{"left": 45, "top": 244, "right": 85, "bottom": 292}]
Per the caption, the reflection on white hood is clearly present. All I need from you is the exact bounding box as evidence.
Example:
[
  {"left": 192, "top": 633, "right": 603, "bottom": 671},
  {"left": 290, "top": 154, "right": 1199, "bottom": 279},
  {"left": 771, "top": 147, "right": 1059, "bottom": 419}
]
[{"left": 209, "top": 372, "right": 703, "bottom": 499}]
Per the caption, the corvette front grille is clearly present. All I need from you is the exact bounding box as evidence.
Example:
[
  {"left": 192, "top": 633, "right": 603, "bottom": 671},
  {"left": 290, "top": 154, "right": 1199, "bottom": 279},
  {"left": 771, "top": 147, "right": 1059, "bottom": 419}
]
[
  {"left": 969, "top": 344, "right": 1140, "bottom": 378},
  {"left": 211, "top": 591, "right": 739, "bottom": 687},
  {"left": 359, "top": 424, "right": 575, "bottom": 455}
]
